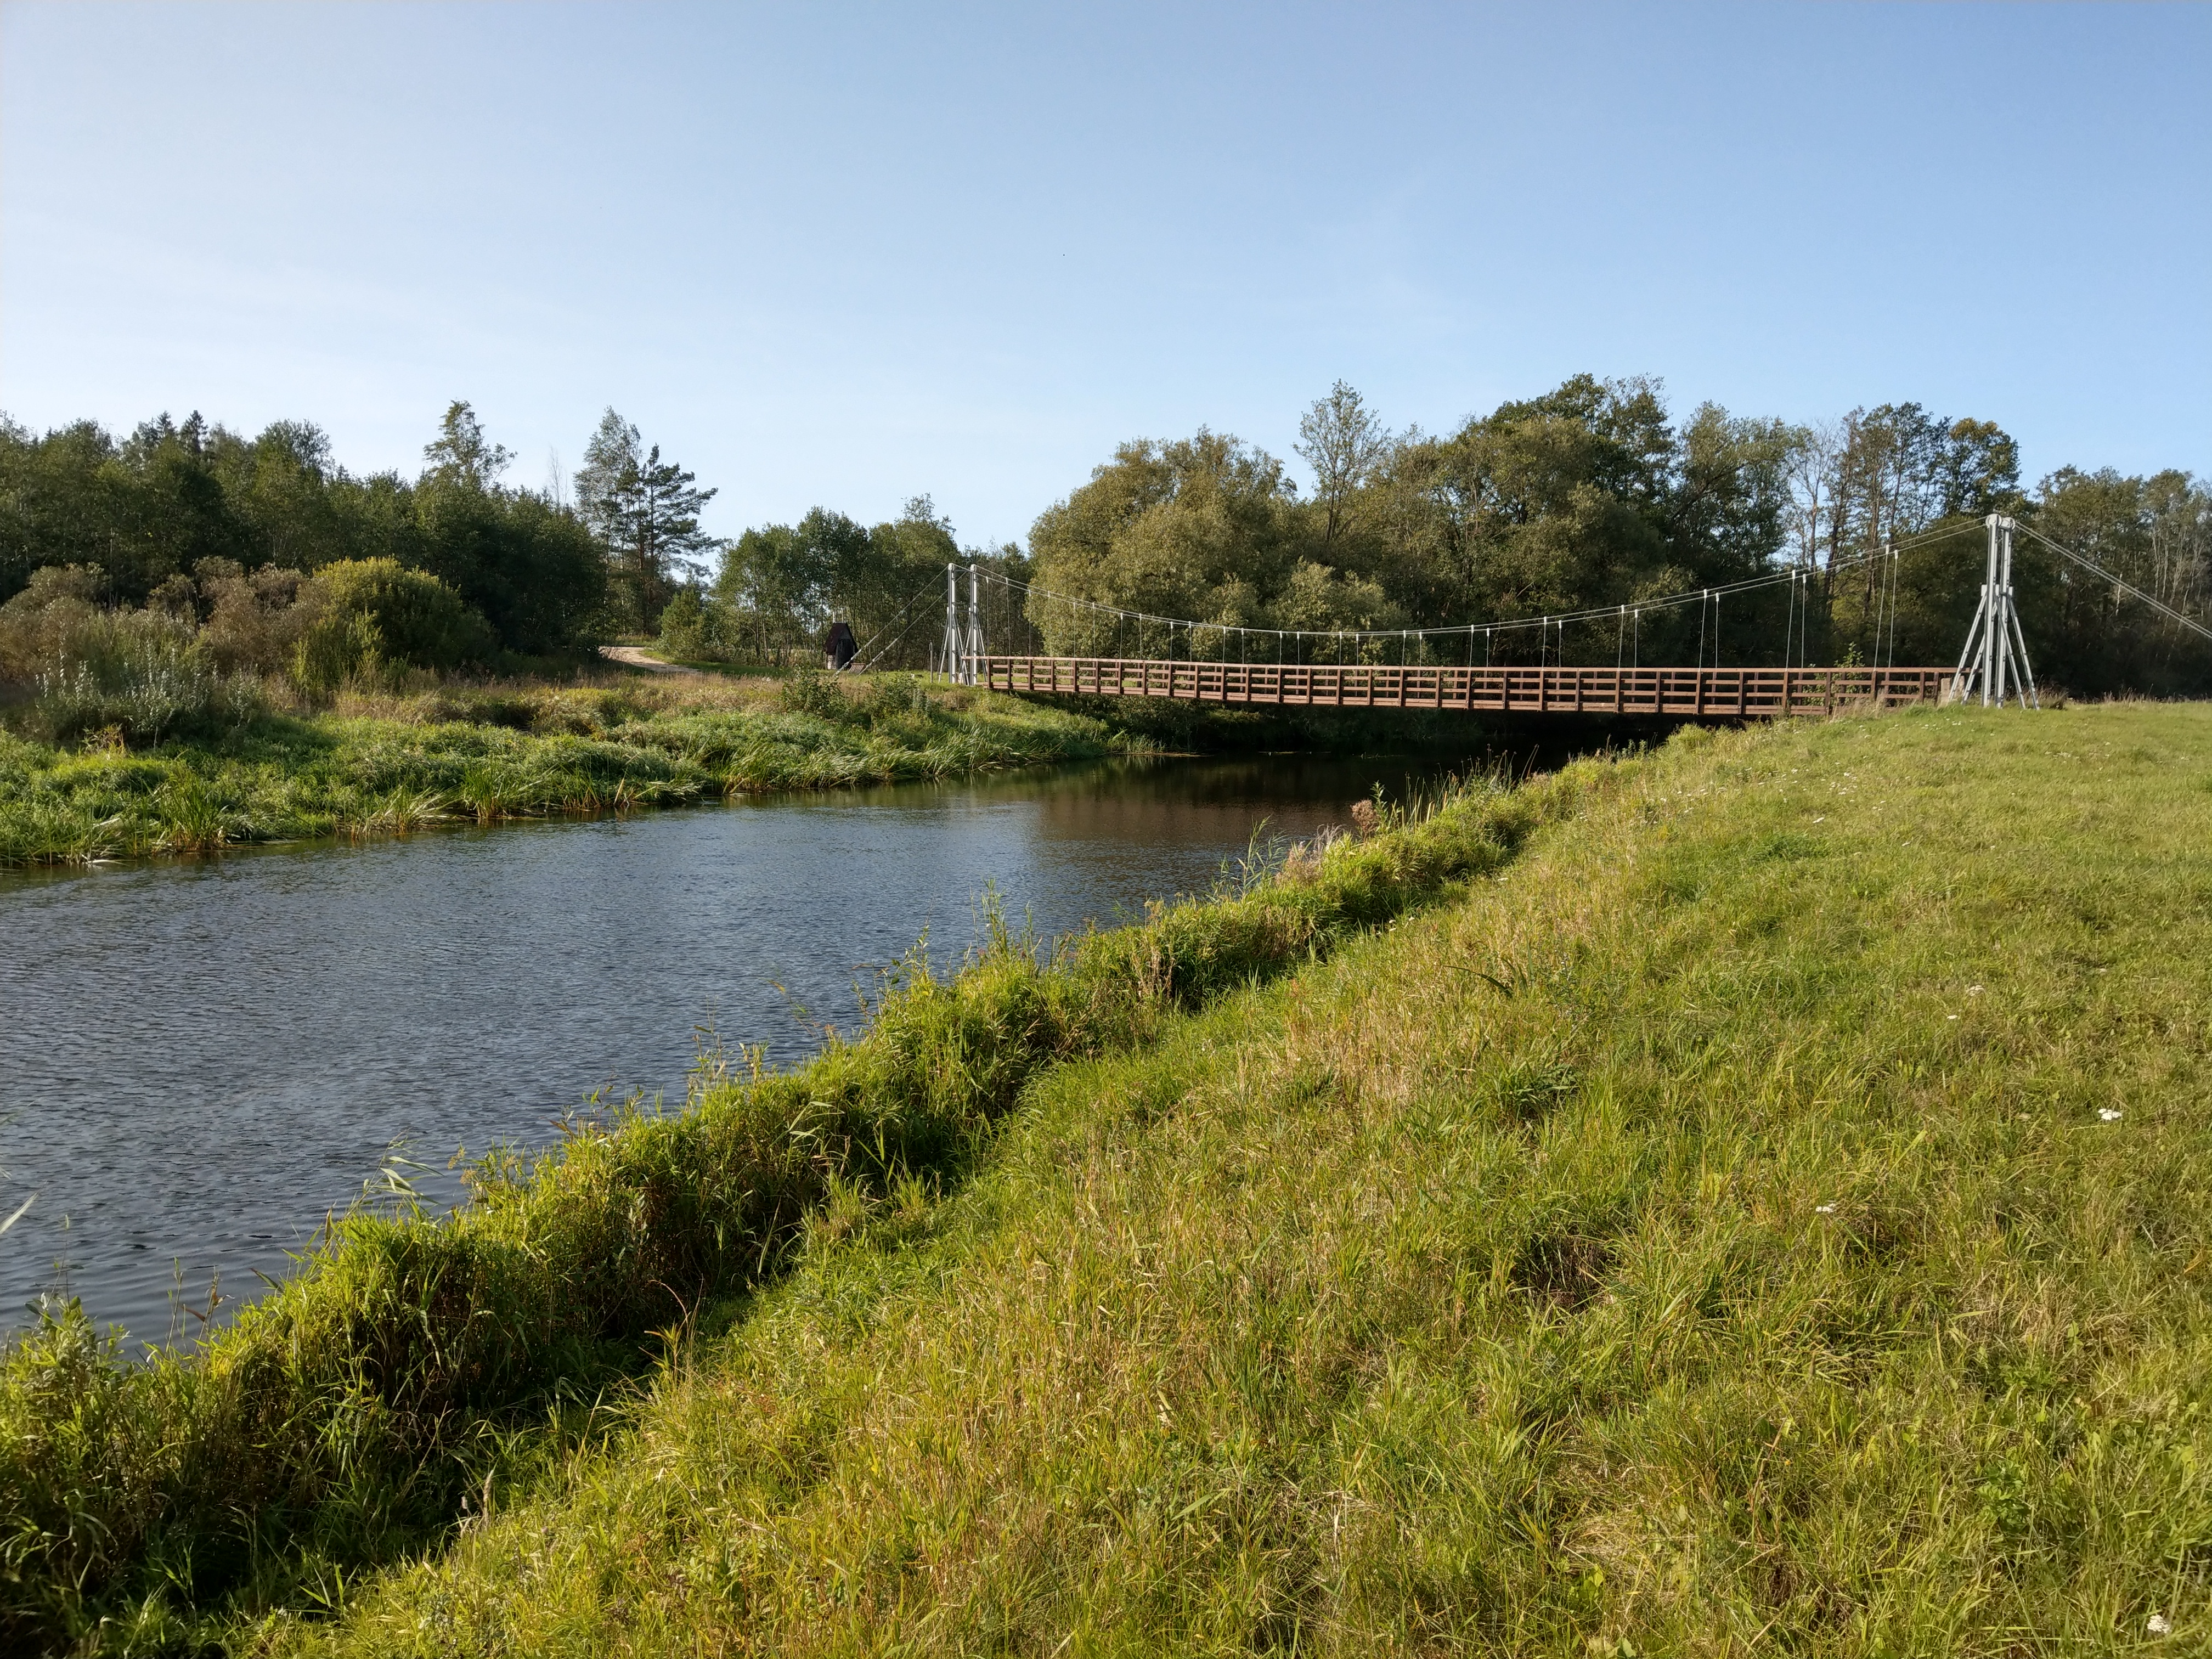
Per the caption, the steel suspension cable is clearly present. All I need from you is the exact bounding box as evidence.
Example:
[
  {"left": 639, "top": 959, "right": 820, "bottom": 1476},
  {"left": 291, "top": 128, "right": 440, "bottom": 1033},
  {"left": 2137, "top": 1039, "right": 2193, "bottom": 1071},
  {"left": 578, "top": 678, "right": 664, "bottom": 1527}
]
[
  {"left": 977, "top": 520, "right": 1978, "bottom": 663},
  {"left": 2013, "top": 521, "right": 2212, "bottom": 645}
]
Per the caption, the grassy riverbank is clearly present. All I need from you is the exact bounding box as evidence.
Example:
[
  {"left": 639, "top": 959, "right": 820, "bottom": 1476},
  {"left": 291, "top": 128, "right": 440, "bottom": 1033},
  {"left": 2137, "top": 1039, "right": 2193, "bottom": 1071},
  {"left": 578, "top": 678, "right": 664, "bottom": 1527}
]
[
  {"left": 0, "top": 671, "right": 1128, "bottom": 868},
  {"left": 1, "top": 753, "right": 1562, "bottom": 1650},
  {"left": 10, "top": 703, "right": 2211, "bottom": 1652}
]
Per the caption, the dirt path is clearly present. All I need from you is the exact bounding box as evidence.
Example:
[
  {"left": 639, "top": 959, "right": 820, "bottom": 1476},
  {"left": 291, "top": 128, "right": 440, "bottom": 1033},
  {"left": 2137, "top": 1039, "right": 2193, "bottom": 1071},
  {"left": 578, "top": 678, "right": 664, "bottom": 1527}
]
[{"left": 598, "top": 645, "right": 701, "bottom": 675}]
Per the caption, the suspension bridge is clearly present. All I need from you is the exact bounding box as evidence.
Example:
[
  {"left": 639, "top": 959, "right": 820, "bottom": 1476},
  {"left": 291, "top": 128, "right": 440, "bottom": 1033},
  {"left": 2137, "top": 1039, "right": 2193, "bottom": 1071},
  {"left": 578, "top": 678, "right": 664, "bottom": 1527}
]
[
  {"left": 891, "top": 512, "right": 2208, "bottom": 719},
  {"left": 978, "top": 659, "right": 1946, "bottom": 719}
]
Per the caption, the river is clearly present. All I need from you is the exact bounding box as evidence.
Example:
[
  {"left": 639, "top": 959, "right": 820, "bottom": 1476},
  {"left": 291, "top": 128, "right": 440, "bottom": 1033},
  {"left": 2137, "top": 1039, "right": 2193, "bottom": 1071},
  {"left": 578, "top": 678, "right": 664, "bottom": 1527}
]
[{"left": 0, "top": 752, "right": 1501, "bottom": 1344}]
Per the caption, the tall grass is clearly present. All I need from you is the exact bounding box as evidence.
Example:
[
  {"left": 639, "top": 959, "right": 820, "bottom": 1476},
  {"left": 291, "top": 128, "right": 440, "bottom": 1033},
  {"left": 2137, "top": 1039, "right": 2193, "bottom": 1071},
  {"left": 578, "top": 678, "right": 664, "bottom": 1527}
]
[
  {"left": 228, "top": 704, "right": 2212, "bottom": 1656},
  {"left": 0, "top": 764, "right": 1568, "bottom": 1650},
  {"left": 0, "top": 673, "right": 1137, "bottom": 868}
]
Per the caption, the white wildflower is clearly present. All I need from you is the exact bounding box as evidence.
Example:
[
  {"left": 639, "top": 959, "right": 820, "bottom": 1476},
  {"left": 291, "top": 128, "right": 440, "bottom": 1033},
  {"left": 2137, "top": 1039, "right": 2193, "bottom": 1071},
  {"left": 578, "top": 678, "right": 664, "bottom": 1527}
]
[
  {"left": 1966, "top": 985, "right": 1984, "bottom": 996},
  {"left": 2098, "top": 1108, "right": 2123, "bottom": 1122},
  {"left": 1814, "top": 1204, "right": 1835, "bottom": 1215},
  {"left": 2148, "top": 1612, "right": 2171, "bottom": 1635}
]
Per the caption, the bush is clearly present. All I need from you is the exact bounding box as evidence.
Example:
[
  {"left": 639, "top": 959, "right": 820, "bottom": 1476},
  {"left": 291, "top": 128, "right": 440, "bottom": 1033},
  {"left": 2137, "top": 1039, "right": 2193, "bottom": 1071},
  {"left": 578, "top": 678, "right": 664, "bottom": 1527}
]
[
  {"left": 1, "top": 562, "right": 323, "bottom": 742},
  {"left": 0, "top": 565, "right": 105, "bottom": 682},
  {"left": 195, "top": 561, "right": 324, "bottom": 674},
  {"left": 292, "top": 558, "right": 493, "bottom": 692},
  {"left": 778, "top": 663, "right": 852, "bottom": 720},
  {"left": 655, "top": 587, "right": 724, "bottom": 663},
  {"left": 852, "top": 672, "right": 933, "bottom": 723},
  {"left": 22, "top": 611, "right": 253, "bottom": 746}
]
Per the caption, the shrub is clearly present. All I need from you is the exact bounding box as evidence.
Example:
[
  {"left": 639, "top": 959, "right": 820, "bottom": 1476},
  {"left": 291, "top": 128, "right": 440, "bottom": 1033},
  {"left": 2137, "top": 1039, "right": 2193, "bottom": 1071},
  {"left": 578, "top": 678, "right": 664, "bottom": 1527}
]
[
  {"left": 0, "top": 565, "right": 106, "bottom": 682},
  {"left": 196, "top": 561, "right": 324, "bottom": 674},
  {"left": 292, "top": 558, "right": 493, "bottom": 692},
  {"left": 853, "top": 672, "right": 934, "bottom": 723},
  {"left": 3, "top": 567, "right": 284, "bottom": 744},
  {"left": 3, "top": 564, "right": 317, "bottom": 745},
  {"left": 779, "top": 663, "right": 853, "bottom": 720},
  {"left": 656, "top": 588, "right": 725, "bottom": 663},
  {"left": 23, "top": 611, "right": 248, "bottom": 745}
]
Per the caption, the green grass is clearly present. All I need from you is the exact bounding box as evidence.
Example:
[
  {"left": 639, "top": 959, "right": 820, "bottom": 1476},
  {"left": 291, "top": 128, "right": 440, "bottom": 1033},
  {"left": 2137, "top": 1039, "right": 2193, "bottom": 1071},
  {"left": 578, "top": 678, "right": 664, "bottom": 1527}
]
[
  {"left": 0, "top": 672, "right": 1130, "bottom": 867},
  {"left": 0, "top": 756, "right": 1563, "bottom": 1652},
  {"left": 215, "top": 702, "right": 2212, "bottom": 1656}
]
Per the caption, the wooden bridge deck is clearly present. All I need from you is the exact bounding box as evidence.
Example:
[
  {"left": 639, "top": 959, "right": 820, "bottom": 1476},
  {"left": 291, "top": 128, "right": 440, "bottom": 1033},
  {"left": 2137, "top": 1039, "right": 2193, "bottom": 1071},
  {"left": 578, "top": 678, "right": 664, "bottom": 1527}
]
[{"left": 981, "top": 658, "right": 1950, "bottom": 718}]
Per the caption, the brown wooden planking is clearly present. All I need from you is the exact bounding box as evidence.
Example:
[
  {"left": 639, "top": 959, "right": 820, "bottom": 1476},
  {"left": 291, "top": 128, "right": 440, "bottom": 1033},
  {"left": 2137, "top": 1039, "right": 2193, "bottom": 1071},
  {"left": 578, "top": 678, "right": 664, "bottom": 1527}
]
[{"left": 978, "top": 658, "right": 1950, "bottom": 718}]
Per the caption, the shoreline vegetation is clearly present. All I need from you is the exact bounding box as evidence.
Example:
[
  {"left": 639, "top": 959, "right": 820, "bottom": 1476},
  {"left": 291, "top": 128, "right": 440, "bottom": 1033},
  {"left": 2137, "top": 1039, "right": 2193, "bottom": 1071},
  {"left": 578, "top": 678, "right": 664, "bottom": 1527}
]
[
  {"left": 4, "top": 702, "right": 2208, "bottom": 1650},
  {"left": 0, "top": 668, "right": 1142, "bottom": 870}
]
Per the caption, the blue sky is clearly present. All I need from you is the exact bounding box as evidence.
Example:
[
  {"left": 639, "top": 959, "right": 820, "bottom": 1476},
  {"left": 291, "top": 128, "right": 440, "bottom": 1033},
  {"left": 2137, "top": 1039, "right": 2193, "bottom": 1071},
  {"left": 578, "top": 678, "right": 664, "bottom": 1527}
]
[{"left": 3, "top": 2, "right": 2206, "bottom": 547}]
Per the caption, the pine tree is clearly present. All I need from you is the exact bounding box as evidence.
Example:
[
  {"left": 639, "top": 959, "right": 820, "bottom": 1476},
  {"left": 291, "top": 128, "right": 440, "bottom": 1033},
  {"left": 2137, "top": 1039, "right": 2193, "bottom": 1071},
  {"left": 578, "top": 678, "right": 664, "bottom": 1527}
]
[{"left": 573, "top": 408, "right": 719, "bottom": 630}]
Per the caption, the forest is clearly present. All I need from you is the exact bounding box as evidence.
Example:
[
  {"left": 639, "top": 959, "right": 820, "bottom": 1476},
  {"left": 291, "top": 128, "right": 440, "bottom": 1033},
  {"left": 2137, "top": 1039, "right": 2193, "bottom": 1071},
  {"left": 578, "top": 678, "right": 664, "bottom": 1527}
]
[{"left": 3, "top": 376, "right": 2208, "bottom": 727}]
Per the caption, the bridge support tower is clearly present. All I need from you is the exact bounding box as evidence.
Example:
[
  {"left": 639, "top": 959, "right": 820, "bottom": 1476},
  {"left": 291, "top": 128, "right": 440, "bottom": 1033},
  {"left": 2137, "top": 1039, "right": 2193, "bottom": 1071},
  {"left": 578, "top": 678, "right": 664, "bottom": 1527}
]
[
  {"left": 1949, "top": 514, "right": 2038, "bottom": 708},
  {"left": 943, "top": 562, "right": 988, "bottom": 685},
  {"left": 963, "top": 563, "right": 985, "bottom": 683}
]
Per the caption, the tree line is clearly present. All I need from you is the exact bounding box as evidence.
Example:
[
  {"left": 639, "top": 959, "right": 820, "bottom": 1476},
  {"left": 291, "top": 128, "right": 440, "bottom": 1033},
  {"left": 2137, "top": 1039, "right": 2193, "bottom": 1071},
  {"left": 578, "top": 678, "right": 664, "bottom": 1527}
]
[
  {"left": 0, "top": 400, "right": 755, "bottom": 663},
  {"left": 1024, "top": 377, "right": 2212, "bottom": 698},
  {"left": 7, "top": 379, "right": 2207, "bottom": 696},
  {"left": 0, "top": 401, "right": 1006, "bottom": 676},
  {"left": 0, "top": 403, "right": 617, "bottom": 659},
  {"left": 0, "top": 400, "right": 749, "bottom": 741}
]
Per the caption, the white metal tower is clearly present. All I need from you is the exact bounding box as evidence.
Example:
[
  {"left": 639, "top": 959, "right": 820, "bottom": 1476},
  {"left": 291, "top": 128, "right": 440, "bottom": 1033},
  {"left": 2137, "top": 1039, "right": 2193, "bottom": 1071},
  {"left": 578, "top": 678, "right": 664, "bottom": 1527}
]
[
  {"left": 962, "top": 563, "right": 986, "bottom": 683},
  {"left": 1948, "top": 514, "right": 2038, "bottom": 708},
  {"left": 941, "top": 562, "right": 964, "bottom": 684}
]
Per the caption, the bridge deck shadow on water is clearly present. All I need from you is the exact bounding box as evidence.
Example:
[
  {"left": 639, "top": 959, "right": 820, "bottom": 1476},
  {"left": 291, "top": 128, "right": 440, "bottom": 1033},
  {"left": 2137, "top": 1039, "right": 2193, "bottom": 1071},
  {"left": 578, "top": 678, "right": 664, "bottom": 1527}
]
[{"left": 984, "top": 657, "right": 1951, "bottom": 719}]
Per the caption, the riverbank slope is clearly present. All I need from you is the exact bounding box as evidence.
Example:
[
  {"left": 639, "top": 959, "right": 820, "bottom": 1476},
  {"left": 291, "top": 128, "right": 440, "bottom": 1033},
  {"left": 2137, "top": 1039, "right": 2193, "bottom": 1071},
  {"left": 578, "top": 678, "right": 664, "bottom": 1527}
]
[
  {"left": 247, "top": 701, "right": 2212, "bottom": 1652},
  {"left": 8, "top": 703, "right": 2208, "bottom": 1651},
  {"left": 0, "top": 672, "right": 1128, "bottom": 867}
]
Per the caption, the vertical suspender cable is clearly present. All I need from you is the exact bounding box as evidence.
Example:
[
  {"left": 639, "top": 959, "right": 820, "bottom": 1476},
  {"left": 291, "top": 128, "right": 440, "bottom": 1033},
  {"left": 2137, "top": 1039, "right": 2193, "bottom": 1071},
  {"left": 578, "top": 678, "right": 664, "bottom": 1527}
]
[{"left": 1884, "top": 541, "right": 1900, "bottom": 670}]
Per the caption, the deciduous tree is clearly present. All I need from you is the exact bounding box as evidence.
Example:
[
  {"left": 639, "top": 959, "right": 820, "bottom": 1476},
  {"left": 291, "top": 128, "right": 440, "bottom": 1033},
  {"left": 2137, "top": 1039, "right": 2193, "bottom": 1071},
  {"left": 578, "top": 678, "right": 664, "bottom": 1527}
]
[{"left": 1295, "top": 381, "right": 1392, "bottom": 545}]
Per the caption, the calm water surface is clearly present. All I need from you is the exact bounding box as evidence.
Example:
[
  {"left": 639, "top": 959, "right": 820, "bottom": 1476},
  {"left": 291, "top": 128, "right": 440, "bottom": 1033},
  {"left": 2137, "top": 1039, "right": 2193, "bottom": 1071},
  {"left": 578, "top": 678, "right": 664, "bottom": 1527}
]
[{"left": 0, "top": 753, "right": 1492, "bottom": 1341}]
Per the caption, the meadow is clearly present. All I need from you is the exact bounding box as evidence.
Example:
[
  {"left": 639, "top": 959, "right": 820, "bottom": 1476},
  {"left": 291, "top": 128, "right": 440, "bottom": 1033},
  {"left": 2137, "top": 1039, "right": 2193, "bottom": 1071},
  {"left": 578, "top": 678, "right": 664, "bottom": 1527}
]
[
  {"left": 0, "top": 669, "right": 1128, "bottom": 868},
  {"left": 5, "top": 702, "right": 2209, "bottom": 1654}
]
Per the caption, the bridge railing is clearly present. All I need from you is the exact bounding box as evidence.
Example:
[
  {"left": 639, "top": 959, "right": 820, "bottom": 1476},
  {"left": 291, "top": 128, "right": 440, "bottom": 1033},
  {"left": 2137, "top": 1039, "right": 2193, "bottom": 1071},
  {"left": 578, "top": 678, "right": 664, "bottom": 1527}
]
[{"left": 978, "top": 658, "right": 1951, "bottom": 717}]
